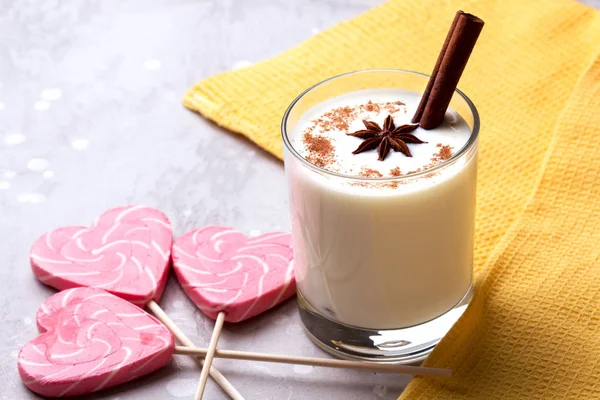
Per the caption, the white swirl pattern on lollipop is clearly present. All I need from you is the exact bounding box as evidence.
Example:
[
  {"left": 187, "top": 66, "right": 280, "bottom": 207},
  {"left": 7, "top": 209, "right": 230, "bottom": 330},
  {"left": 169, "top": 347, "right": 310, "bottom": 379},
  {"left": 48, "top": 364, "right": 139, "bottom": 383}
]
[
  {"left": 18, "top": 287, "right": 174, "bottom": 398},
  {"left": 30, "top": 205, "right": 172, "bottom": 305},
  {"left": 172, "top": 227, "right": 295, "bottom": 323}
]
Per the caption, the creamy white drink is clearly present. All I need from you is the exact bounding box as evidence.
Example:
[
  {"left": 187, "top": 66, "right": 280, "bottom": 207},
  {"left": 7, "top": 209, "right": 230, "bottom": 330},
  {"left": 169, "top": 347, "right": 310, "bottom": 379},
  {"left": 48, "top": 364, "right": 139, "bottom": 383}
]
[{"left": 285, "top": 89, "right": 476, "bottom": 330}]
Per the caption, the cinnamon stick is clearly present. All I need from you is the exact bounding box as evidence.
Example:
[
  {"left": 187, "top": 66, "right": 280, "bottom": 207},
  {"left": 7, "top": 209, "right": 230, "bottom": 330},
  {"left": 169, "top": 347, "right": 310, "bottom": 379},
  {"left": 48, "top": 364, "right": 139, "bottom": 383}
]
[
  {"left": 412, "top": 11, "right": 484, "bottom": 130},
  {"left": 412, "top": 12, "right": 462, "bottom": 125}
]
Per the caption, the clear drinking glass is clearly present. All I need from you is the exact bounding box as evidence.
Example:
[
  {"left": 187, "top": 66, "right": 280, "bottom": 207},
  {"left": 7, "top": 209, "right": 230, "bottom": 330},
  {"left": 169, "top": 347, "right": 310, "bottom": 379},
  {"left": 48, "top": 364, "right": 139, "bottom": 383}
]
[{"left": 281, "top": 69, "right": 479, "bottom": 363}]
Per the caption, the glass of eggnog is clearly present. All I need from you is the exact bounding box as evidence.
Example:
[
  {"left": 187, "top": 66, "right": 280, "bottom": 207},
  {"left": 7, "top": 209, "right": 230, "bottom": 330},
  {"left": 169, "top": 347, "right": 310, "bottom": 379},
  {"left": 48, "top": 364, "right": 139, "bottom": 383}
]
[{"left": 281, "top": 69, "right": 479, "bottom": 363}]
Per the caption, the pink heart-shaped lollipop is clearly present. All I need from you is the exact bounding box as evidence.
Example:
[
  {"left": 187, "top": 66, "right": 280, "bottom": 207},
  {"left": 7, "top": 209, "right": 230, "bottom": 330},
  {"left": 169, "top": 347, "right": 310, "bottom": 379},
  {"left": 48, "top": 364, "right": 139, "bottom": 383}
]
[
  {"left": 30, "top": 205, "right": 172, "bottom": 305},
  {"left": 18, "top": 287, "right": 174, "bottom": 398},
  {"left": 172, "top": 227, "right": 295, "bottom": 323}
]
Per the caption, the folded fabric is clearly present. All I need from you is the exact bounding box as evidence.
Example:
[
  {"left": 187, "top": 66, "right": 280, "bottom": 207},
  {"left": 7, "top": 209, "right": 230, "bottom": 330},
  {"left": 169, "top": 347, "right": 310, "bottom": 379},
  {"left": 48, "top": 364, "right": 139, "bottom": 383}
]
[{"left": 184, "top": 0, "right": 600, "bottom": 398}]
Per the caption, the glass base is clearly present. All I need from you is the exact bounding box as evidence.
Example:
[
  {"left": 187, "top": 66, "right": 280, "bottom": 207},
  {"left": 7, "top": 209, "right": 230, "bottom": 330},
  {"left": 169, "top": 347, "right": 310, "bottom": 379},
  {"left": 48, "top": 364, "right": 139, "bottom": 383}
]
[{"left": 297, "top": 285, "right": 473, "bottom": 363}]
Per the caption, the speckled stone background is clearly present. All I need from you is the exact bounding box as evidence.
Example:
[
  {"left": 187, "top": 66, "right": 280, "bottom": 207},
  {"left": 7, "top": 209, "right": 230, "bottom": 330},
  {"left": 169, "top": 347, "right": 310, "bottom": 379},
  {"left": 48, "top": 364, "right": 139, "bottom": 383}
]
[{"left": 0, "top": 1, "right": 598, "bottom": 399}]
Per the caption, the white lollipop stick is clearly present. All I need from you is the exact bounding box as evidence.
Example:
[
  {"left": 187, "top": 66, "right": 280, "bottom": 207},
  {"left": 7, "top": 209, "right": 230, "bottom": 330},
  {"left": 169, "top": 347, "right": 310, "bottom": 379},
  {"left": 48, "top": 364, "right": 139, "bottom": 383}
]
[
  {"left": 195, "top": 311, "right": 226, "bottom": 400},
  {"left": 174, "top": 345, "right": 451, "bottom": 377},
  {"left": 147, "top": 302, "right": 244, "bottom": 400}
]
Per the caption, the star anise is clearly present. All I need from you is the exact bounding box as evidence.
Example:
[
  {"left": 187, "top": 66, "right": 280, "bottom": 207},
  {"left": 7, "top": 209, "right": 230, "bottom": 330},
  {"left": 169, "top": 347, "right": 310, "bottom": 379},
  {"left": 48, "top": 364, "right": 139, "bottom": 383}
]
[{"left": 348, "top": 115, "right": 425, "bottom": 161}]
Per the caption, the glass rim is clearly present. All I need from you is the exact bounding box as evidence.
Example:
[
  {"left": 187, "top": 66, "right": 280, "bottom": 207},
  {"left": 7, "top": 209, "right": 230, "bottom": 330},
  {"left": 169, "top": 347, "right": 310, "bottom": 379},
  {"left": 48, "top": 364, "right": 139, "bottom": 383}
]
[{"left": 280, "top": 68, "right": 480, "bottom": 182}]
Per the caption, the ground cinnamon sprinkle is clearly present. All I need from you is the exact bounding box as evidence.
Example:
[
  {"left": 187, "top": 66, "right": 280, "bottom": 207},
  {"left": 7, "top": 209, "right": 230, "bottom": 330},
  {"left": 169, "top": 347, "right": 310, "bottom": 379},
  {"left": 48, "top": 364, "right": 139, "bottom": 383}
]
[
  {"left": 362, "top": 101, "right": 381, "bottom": 113},
  {"left": 303, "top": 120, "right": 318, "bottom": 136},
  {"left": 431, "top": 144, "right": 453, "bottom": 163},
  {"left": 307, "top": 100, "right": 408, "bottom": 138},
  {"left": 383, "top": 100, "right": 406, "bottom": 114},
  {"left": 438, "top": 145, "right": 452, "bottom": 160},
  {"left": 390, "top": 167, "right": 402, "bottom": 177},
  {"left": 359, "top": 167, "right": 383, "bottom": 178},
  {"left": 320, "top": 106, "right": 355, "bottom": 132},
  {"left": 303, "top": 133, "right": 335, "bottom": 168},
  {"left": 352, "top": 180, "right": 405, "bottom": 189}
]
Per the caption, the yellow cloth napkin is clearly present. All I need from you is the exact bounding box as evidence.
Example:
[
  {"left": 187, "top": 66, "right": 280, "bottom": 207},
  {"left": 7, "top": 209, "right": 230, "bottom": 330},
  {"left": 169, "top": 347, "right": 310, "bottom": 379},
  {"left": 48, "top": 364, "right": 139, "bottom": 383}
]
[{"left": 185, "top": 0, "right": 600, "bottom": 398}]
